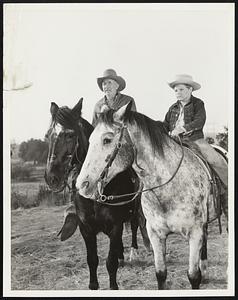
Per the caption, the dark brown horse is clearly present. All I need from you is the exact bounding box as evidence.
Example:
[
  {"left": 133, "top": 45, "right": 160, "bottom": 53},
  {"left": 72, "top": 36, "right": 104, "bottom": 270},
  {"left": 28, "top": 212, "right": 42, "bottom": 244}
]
[{"left": 44, "top": 98, "right": 150, "bottom": 290}]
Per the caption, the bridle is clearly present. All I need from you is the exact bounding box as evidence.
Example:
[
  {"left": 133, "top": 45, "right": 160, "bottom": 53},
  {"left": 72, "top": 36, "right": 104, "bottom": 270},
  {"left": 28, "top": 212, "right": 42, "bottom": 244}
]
[
  {"left": 45, "top": 129, "right": 84, "bottom": 193},
  {"left": 95, "top": 121, "right": 185, "bottom": 205},
  {"left": 99, "top": 123, "right": 127, "bottom": 183}
]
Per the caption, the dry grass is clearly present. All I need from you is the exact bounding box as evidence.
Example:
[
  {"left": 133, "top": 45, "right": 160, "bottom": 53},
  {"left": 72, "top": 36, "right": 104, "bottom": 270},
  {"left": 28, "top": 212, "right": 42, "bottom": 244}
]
[
  {"left": 11, "top": 181, "right": 70, "bottom": 209},
  {"left": 11, "top": 205, "right": 228, "bottom": 290}
]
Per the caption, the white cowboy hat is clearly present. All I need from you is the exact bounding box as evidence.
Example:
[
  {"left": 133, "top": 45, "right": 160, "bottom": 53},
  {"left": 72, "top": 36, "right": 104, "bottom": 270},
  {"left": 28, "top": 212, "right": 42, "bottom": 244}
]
[
  {"left": 97, "top": 69, "right": 126, "bottom": 92},
  {"left": 168, "top": 74, "right": 201, "bottom": 91}
]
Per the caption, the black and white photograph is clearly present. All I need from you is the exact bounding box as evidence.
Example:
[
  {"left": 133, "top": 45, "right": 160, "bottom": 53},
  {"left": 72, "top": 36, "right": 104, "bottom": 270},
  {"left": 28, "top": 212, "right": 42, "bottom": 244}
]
[{"left": 3, "top": 3, "right": 234, "bottom": 297}]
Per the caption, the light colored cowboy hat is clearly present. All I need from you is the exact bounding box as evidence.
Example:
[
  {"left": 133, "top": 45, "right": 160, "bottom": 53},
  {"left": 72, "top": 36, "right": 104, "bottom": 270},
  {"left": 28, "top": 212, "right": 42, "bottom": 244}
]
[
  {"left": 168, "top": 74, "right": 201, "bottom": 91},
  {"left": 97, "top": 69, "right": 126, "bottom": 92}
]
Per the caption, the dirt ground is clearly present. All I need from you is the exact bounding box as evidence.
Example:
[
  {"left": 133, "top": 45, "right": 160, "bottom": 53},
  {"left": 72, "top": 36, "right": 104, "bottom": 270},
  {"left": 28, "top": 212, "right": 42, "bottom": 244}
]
[{"left": 11, "top": 205, "right": 228, "bottom": 291}]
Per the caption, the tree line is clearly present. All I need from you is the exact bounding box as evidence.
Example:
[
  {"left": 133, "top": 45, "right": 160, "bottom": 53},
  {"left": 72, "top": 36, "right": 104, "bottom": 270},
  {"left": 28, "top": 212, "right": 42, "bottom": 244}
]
[
  {"left": 17, "top": 138, "right": 48, "bottom": 164},
  {"left": 205, "top": 126, "right": 228, "bottom": 151},
  {"left": 11, "top": 126, "right": 228, "bottom": 164}
]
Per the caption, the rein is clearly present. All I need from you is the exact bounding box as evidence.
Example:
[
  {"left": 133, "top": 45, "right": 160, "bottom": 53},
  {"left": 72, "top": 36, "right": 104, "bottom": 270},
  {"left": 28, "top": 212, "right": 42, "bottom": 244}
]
[{"left": 96, "top": 122, "right": 185, "bottom": 204}]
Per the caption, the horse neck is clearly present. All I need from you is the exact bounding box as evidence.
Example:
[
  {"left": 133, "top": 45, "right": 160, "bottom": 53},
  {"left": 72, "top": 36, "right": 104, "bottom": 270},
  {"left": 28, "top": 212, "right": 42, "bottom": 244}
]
[
  {"left": 79, "top": 118, "right": 94, "bottom": 140},
  {"left": 128, "top": 124, "right": 183, "bottom": 186},
  {"left": 74, "top": 117, "right": 93, "bottom": 162}
]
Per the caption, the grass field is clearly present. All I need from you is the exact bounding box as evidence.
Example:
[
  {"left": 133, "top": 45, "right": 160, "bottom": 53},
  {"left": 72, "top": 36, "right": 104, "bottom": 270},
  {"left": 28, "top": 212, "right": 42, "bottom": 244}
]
[
  {"left": 12, "top": 180, "right": 45, "bottom": 196},
  {"left": 11, "top": 164, "right": 46, "bottom": 195},
  {"left": 11, "top": 164, "right": 70, "bottom": 209},
  {"left": 10, "top": 163, "right": 229, "bottom": 291},
  {"left": 11, "top": 205, "right": 228, "bottom": 291}
]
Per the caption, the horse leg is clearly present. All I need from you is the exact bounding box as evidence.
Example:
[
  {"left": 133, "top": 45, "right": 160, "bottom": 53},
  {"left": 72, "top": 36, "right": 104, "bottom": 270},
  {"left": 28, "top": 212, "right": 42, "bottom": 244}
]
[
  {"left": 187, "top": 227, "right": 203, "bottom": 289},
  {"left": 129, "top": 217, "right": 139, "bottom": 262},
  {"left": 146, "top": 222, "right": 167, "bottom": 289},
  {"left": 200, "top": 223, "right": 208, "bottom": 283},
  {"left": 139, "top": 223, "right": 151, "bottom": 251},
  {"left": 80, "top": 228, "right": 99, "bottom": 290},
  {"left": 106, "top": 224, "right": 124, "bottom": 290},
  {"left": 118, "top": 233, "right": 125, "bottom": 267},
  {"left": 138, "top": 203, "right": 151, "bottom": 251},
  {"left": 220, "top": 189, "right": 228, "bottom": 232}
]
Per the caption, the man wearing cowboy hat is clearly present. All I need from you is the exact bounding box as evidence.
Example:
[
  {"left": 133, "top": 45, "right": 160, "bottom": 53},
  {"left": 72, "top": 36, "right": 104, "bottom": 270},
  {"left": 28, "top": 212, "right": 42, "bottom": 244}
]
[
  {"left": 163, "top": 74, "right": 228, "bottom": 217},
  {"left": 58, "top": 69, "right": 137, "bottom": 241},
  {"left": 92, "top": 69, "right": 137, "bottom": 125}
]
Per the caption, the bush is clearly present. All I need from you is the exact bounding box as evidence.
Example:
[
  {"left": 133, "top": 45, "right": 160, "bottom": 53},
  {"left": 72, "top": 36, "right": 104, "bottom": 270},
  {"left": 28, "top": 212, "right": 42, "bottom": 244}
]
[
  {"left": 11, "top": 163, "right": 34, "bottom": 181},
  {"left": 37, "top": 185, "right": 69, "bottom": 207},
  {"left": 11, "top": 191, "right": 39, "bottom": 210},
  {"left": 205, "top": 136, "right": 215, "bottom": 144},
  {"left": 216, "top": 126, "right": 228, "bottom": 151}
]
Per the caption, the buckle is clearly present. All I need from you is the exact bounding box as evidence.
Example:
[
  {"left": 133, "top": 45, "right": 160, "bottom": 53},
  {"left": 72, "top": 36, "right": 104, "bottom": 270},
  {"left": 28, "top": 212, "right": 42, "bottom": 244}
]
[{"left": 98, "top": 194, "right": 107, "bottom": 202}]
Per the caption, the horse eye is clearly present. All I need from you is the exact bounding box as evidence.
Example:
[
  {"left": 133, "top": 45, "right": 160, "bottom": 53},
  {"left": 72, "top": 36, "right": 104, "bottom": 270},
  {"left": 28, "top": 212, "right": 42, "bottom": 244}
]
[{"left": 103, "top": 138, "right": 112, "bottom": 145}]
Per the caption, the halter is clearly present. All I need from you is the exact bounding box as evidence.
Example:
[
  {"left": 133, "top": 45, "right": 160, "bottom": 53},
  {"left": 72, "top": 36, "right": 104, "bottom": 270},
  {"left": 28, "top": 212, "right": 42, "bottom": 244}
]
[{"left": 96, "top": 121, "right": 185, "bottom": 205}]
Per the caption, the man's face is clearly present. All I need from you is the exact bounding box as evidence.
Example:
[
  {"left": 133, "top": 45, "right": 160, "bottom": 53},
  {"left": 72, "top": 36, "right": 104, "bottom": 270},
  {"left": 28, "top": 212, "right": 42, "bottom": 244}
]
[
  {"left": 102, "top": 79, "right": 119, "bottom": 99},
  {"left": 174, "top": 84, "right": 192, "bottom": 102}
]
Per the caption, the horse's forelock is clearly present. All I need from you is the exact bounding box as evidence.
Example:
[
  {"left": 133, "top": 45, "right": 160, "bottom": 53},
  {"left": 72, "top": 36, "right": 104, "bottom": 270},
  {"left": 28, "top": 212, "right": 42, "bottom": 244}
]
[
  {"left": 96, "top": 109, "right": 116, "bottom": 127},
  {"left": 55, "top": 106, "right": 79, "bottom": 130}
]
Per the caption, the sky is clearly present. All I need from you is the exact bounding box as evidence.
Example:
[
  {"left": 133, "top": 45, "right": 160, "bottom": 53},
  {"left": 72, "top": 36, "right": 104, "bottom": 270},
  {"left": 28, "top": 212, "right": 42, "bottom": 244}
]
[{"left": 3, "top": 3, "right": 234, "bottom": 143}]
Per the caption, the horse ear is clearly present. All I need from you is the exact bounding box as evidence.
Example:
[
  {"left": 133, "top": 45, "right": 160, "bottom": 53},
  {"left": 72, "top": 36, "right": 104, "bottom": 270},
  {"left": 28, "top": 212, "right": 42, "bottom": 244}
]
[
  {"left": 113, "top": 101, "right": 132, "bottom": 122},
  {"left": 72, "top": 98, "right": 83, "bottom": 118},
  {"left": 50, "top": 102, "right": 59, "bottom": 116}
]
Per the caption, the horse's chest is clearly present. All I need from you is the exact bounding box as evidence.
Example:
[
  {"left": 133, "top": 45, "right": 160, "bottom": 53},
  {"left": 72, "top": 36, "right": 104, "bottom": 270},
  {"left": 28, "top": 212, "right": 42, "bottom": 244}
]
[
  {"left": 141, "top": 196, "right": 168, "bottom": 229},
  {"left": 141, "top": 189, "right": 204, "bottom": 236}
]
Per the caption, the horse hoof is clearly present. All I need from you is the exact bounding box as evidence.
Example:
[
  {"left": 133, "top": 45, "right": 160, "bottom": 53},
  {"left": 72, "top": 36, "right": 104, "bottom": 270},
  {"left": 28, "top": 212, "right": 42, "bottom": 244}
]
[
  {"left": 58, "top": 213, "right": 78, "bottom": 241},
  {"left": 89, "top": 282, "right": 99, "bottom": 290},
  {"left": 118, "top": 258, "right": 124, "bottom": 267}
]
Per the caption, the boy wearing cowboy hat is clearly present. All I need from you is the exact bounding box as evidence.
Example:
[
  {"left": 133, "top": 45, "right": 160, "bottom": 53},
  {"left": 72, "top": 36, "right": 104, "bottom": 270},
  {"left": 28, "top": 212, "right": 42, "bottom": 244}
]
[
  {"left": 163, "top": 74, "right": 228, "bottom": 218},
  {"left": 92, "top": 69, "right": 137, "bottom": 125}
]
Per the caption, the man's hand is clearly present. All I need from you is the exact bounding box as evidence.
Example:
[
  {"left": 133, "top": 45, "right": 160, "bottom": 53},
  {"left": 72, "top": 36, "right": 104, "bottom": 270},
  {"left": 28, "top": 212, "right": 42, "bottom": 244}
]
[{"left": 170, "top": 125, "right": 186, "bottom": 137}]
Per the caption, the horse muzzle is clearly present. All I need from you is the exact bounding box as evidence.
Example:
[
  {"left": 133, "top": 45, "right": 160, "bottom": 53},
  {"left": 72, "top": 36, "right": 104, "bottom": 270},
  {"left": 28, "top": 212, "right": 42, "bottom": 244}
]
[
  {"left": 76, "top": 177, "right": 99, "bottom": 199},
  {"left": 44, "top": 171, "right": 66, "bottom": 193}
]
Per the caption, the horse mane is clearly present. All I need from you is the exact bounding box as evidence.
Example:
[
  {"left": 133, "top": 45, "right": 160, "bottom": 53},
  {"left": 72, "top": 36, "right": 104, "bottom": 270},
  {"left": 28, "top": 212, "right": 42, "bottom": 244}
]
[
  {"left": 97, "top": 109, "right": 169, "bottom": 156},
  {"left": 80, "top": 117, "right": 94, "bottom": 139}
]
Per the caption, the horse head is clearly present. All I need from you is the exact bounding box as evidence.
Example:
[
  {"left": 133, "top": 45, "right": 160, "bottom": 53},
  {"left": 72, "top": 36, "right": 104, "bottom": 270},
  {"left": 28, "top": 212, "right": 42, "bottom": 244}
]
[
  {"left": 44, "top": 98, "right": 90, "bottom": 192},
  {"left": 76, "top": 101, "right": 135, "bottom": 199}
]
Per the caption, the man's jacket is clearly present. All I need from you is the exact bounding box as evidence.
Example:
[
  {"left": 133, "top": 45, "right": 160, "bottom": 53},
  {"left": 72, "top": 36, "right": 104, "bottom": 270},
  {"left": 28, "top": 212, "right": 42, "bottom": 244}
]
[{"left": 92, "top": 93, "right": 136, "bottom": 127}]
